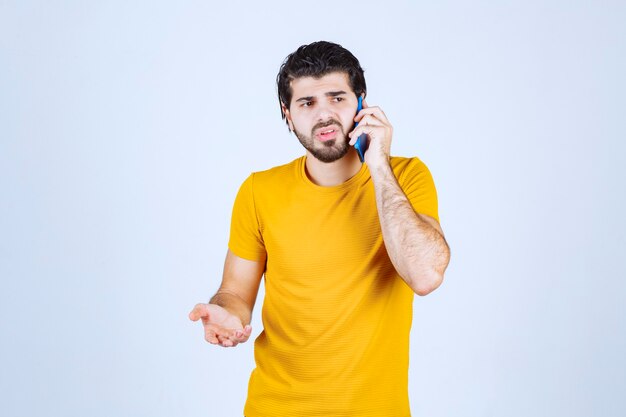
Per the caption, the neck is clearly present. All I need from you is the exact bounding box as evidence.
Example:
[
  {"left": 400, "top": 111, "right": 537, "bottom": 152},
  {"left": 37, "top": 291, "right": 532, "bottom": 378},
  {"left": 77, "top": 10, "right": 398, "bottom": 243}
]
[{"left": 304, "top": 149, "right": 362, "bottom": 187}]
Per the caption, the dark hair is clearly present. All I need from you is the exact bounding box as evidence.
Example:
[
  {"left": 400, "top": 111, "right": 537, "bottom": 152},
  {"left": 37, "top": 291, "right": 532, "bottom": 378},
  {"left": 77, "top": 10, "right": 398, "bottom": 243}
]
[{"left": 276, "top": 41, "right": 367, "bottom": 131}]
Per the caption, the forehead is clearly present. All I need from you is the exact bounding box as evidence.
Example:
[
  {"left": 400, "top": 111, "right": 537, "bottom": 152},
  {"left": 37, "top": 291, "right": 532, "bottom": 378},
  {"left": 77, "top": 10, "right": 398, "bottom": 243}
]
[{"left": 290, "top": 71, "right": 352, "bottom": 97}]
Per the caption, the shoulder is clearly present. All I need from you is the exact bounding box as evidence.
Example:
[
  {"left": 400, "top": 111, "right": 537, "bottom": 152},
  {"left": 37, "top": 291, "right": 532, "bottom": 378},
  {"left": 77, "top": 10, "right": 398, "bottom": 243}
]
[
  {"left": 390, "top": 156, "right": 432, "bottom": 183},
  {"left": 241, "top": 156, "right": 304, "bottom": 191}
]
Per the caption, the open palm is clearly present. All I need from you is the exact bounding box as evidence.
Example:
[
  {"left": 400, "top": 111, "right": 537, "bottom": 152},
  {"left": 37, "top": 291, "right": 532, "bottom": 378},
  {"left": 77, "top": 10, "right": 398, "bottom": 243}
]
[{"left": 189, "top": 303, "right": 252, "bottom": 347}]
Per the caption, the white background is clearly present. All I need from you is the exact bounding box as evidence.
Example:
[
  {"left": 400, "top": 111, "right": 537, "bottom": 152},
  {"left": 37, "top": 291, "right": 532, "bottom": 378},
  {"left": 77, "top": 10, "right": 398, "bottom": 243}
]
[{"left": 1, "top": 1, "right": 625, "bottom": 416}]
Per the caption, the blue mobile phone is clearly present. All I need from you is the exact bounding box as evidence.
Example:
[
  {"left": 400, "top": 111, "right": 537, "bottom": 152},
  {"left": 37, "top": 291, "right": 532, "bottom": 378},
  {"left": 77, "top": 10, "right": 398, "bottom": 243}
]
[{"left": 353, "top": 96, "right": 368, "bottom": 162}]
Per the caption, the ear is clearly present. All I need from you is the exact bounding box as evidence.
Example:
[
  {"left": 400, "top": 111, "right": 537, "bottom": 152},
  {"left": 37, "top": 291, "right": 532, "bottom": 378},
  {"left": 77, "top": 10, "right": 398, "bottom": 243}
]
[{"left": 281, "top": 102, "right": 294, "bottom": 131}]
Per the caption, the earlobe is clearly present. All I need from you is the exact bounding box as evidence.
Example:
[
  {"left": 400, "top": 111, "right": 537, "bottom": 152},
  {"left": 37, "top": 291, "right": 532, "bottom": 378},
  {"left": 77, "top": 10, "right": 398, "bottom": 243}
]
[{"left": 282, "top": 103, "right": 294, "bottom": 131}]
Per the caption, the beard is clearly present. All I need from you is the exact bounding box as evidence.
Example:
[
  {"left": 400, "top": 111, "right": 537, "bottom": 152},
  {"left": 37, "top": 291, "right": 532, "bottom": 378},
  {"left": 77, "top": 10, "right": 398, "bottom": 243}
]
[{"left": 293, "top": 119, "right": 350, "bottom": 163}]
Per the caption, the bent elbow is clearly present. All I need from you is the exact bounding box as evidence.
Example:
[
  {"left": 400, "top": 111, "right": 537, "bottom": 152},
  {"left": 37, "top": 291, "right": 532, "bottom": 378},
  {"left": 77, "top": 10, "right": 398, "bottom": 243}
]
[
  {"left": 412, "top": 247, "right": 450, "bottom": 296},
  {"left": 410, "top": 271, "right": 444, "bottom": 296}
]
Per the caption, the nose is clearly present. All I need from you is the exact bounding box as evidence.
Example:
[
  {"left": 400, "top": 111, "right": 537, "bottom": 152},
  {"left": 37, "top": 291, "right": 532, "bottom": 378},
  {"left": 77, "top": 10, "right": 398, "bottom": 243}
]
[{"left": 315, "top": 100, "right": 336, "bottom": 122}]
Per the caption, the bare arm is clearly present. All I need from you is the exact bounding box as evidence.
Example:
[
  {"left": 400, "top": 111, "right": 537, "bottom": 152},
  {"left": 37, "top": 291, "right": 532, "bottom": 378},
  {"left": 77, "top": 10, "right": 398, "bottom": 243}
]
[
  {"left": 370, "top": 163, "right": 450, "bottom": 295},
  {"left": 349, "top": 99, "right": 450, "bottom": 295},
  {"left": 189, "top": 249, "right": 265, "bottom": 347}
]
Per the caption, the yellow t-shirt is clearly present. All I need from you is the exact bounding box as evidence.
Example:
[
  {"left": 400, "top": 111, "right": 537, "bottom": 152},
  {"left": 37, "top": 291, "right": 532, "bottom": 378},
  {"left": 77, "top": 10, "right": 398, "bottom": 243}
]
[{"left": 229, "top": 156, "right": 439, "bottom": 417}]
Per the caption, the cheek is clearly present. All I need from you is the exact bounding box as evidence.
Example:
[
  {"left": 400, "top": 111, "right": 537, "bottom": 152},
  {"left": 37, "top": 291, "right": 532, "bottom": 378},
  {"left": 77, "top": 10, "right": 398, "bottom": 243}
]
[
  {"left": 289, "top": 113, "right": 304, "bottom": 129},
  {"left": 340, "top": 110, "right": 356, "bottom": 132}
]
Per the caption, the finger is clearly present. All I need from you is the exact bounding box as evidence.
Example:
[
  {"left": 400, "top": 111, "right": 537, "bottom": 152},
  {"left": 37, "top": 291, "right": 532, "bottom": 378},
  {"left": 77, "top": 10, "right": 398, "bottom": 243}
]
[
  {"left": 204, "top": 329, "right": 219, "bottom": 344},
  {"left": 188, "top": 303, "right": 209, "bottom": 321},
  {"left": 217, "top": 334, "right": 235, "bottom": 348},
  {"left": 205, "top": 323, "right": 232, "bottom": 340},
  {"left": 211, "top": 324, "right": 252, "bottom": 347},
  {"left": 226, "top": 326, "right": 245, "bottom": 341},
  {"left": 355, "top": 106, "right": 388, "bottom": 124},
  {"left": 230, "top": 325, "right": 253, "bottom": 344},
  {"left": 349, "top": 115, "right": 383, "bottom": 146},
  {"left": 236, "top": 333, "right": 250, "bottom": 344},
  {"left": 355, "top": 105, "right": 390, "bottom": 125},
  {"left": 356, "top": 114, "right": 385, "bottom": 128},
  {"left": 349, "top": 125, "right": 383, "bottom": 146}
]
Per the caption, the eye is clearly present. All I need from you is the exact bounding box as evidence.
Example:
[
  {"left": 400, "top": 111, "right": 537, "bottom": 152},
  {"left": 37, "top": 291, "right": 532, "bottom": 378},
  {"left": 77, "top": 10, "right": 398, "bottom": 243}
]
[
  {"left": 301, "top": 101, "right": 313, "bottom": 107},
  {"left": 333, "top": 97, "right": 344, "bottom": 102}
]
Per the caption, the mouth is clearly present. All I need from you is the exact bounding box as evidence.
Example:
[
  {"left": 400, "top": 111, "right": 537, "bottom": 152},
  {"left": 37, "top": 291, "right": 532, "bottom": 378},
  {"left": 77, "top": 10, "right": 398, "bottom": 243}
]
[{"left": 315, "top": 126, "right": 340, "bottom": 142}]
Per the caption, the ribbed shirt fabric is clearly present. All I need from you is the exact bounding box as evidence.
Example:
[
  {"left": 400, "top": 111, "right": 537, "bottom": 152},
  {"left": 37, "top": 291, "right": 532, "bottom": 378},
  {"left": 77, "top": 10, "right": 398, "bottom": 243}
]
[{"left": 229, "top": 156, "right": 439, "bottom": 417}]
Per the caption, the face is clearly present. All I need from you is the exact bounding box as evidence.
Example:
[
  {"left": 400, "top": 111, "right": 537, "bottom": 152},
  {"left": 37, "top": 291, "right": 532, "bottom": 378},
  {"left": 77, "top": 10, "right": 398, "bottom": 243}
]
[{"left": 283, "top": 72, "right": 360, "bottom": 163}]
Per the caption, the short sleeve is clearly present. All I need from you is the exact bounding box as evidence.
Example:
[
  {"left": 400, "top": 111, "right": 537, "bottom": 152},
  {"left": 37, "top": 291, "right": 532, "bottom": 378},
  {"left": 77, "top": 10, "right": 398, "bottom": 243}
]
[
  {"left": 228, "top": 173, "right": 266, "bottom": 261},
  {"left": 398, "top": 158, "right": 440, "bottom": 223}
]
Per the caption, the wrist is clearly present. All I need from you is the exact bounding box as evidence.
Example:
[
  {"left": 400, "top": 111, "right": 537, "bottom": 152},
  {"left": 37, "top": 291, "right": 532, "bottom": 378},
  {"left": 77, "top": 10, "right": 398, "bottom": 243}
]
[{"left": 368, "top": 158, "right": 393, "bottom": 181}]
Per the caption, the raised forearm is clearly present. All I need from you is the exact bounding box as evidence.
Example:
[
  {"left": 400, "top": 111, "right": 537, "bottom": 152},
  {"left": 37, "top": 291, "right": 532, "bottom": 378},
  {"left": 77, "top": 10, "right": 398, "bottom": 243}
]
[{"left": 371, "top": 163, "right": 450, "bottom": 295}]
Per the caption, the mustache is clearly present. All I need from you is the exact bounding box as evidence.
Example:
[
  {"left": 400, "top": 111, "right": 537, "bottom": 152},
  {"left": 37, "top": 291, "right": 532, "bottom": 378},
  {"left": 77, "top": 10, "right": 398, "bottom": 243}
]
[{"left": 312, "top": 119, "right": 343, "bottom": 135}]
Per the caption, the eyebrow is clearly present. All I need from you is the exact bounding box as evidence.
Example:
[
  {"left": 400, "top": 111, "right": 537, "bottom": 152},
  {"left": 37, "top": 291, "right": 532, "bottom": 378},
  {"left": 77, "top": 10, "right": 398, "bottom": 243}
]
[{"left": 295, "top": 90, "right": 348, "bottom": 102}]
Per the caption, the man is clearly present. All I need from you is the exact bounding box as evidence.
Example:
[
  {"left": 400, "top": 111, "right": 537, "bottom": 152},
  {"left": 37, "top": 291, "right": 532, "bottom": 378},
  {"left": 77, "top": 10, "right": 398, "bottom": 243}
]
[{"left": 189, "top": 41, "right": 450, "bottom": 416}]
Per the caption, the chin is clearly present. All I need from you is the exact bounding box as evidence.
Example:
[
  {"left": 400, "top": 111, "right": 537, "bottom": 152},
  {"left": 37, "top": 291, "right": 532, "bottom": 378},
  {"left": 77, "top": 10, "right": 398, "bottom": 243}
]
[{"left": 312, "top": 147, "right": 349, "bottom": 163}]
